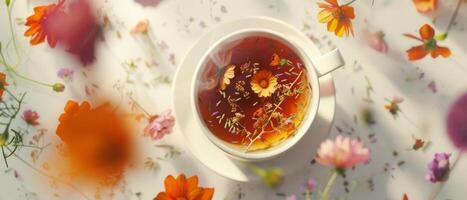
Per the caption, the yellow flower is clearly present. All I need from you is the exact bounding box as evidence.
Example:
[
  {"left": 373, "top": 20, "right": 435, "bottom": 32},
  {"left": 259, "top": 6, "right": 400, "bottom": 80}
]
[
  {"left": 317, "top": 0, "right": 355, "bottom": 37},
  {"left": 250, "top": 70, "right": 277, "bottom": 98},
  {"left": 220, "top": 64, "right": 235, "bottom": 90}
]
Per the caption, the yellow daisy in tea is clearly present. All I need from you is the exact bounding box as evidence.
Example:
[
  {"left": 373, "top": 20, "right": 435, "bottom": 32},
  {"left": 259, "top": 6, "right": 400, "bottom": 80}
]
[{"left": 250, "top": 70, "right": 278, "bottom": 98}]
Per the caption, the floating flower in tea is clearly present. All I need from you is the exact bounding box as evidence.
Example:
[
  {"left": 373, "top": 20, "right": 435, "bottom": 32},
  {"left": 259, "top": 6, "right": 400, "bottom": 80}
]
[{"left": 196, "top": 35, "right": 312, "bottom": 151}]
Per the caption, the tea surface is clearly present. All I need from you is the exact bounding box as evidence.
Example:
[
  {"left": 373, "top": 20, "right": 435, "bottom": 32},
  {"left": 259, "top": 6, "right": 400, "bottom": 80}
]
[{"left": 196, "top": 35, "right": 312, "bottom": 152}]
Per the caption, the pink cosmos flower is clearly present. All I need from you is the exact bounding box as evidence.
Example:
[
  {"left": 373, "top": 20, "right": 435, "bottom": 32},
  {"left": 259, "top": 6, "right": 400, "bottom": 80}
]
[
  {"left": 144, "top": 109, "right": 175, "bottom": 140},
  {"left": 316, "top": 135, "right": 370, "bottom": 170},
  {"left": 22, "top": 110, "right": 40, "bottom": 126}
]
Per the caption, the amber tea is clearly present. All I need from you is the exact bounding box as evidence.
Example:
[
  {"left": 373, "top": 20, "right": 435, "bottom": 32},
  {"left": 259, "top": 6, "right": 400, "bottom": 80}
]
[{"left": 196, "top": 34, "right": 312, "bottom": 152}]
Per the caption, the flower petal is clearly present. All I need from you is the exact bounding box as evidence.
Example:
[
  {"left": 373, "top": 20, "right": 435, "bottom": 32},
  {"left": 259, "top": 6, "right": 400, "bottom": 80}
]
[
  {"left": 431, "top": 46, "right": 451, "bottom": 58},
  {"left": 407, "top": 45, "right": 428, "bottom": 60},
  {"left": 164, "top": 175, "right": 181, "bottom": 198},
  {"left": 419, "top": 24, "right": 435, "bottom": 40}
]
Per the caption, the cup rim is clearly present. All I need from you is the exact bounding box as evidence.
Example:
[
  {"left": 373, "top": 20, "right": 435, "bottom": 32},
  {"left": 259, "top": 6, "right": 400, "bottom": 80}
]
[{"left": 190, "top": 28, "right": 321, "bottom": 161}]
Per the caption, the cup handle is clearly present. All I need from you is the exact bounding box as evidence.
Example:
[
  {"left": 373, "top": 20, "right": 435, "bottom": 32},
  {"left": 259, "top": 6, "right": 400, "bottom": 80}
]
[{"left": 313, "top": 49, "right": 345, "bottom": 78}]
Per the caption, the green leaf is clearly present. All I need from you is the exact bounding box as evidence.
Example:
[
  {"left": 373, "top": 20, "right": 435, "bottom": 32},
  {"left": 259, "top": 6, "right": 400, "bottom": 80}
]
[
  {"left": 5, "top": 0, "right": 10, "bottom": 7},
  {"left": 0, "top": 41, "right": 2, "bottom": 52}
]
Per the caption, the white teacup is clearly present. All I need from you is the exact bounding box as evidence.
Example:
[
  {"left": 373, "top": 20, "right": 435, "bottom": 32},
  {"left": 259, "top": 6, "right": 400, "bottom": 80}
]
[{"left": 191, "top": 28, "right": 344, "bottom": 161}]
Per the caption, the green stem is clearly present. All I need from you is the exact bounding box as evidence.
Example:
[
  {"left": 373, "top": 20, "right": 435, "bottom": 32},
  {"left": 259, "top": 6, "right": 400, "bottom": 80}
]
[
  {"left": 444, "top": 0, "right": 463, "bottom": 35},
  {"left": 5, "top": 3, "right": 21, "bottom": 65},
  {"left": 129, "top": 96, "right": 152, "bottom": 117},
  {"left": 321, "top": 170, "right": 339, "bottom": 200},
  {"left": 344, "top": 0, "right": 357, "bottom": 6}
]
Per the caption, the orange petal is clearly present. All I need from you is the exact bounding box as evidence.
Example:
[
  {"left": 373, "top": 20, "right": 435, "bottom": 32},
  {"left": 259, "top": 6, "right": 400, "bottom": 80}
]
[
  {"left": 431, "top": 46, "right": 451, "bottom": 58},
  {"left": 187, "top": 188, "right": 203, "bottom": 200},
  {"left": 325, "top": 0, "right": 338, "bottom": 6},
  {"left": 407, "top": 45, "right": 428, "bottom": 60},
  {"left": 30, "top": 31, "right": 45, "bottom": 45},
  {"left": 164, "top": 175, "right": 180, "bottom": 198},
  {"left": 175, "top": 174, "right": 188, "bottom": 196},
  {"left": 186, "top": 176, "right": 199, "bottom": 193},
  {"left": 154, "top": 192, "right": 172, "bottom": 200},
  {"left": 341, "top": 6, "right": 355, "bottom": 19},
  {"left": 419, "top": 24, "right": 434, "bottom": 40},
  {"left": 200, "top": 188, "right": 214, "bottom": 200},
  {"left": 24, "top": 25, "right": 41, "bottom": 36}
]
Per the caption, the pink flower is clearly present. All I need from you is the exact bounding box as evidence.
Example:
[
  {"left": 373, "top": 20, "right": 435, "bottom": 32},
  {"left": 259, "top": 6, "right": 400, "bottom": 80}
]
[
  {"left": 22, "top": 110, "right": 40, "bottom": 126},
  {"left": 57, "top": 68, "right": 74, "bottom": 80},
  {"left": 144, "top": 109, "right": 175, "bottom": 140},
  {"left": 316, "top": 135, "right": 370, "bottom": 170},
  {"left": 364, "top": 30, "right": 388, "bottom": 53}
]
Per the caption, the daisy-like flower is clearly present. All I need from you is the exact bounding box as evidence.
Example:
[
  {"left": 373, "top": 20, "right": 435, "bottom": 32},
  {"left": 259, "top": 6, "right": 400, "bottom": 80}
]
[
  {"left": 317, "top": 0, "right": 355, "bottom": 37},
  {"left": 426, "top": 153, "right": 451, "bottom": 183},
  {"left": 24, "top": 0, "right": 65, "bottom": 47},
  {"left": 412, "top": 0, "right": 438, "bottom": 13},
  {"left": 154, "top": 174, "right": 214, "bottom": 200},
  {"left": 404, "top": 24, "right": 451, "bottom": 60},
  {"left": 22, "top": 110, "right": 40, "bottom": 126},
  {"left": 250, "top": 70, "right": 278, "bottom": 98},
  {"left": 315, "top": 135, "right": 370, "bottom": 170},
  {"left": 144, "top": 109, "right": 175, "bottom": 140},
  {"left": 0, "top": 72, "right": 9, "bottom": 98}
]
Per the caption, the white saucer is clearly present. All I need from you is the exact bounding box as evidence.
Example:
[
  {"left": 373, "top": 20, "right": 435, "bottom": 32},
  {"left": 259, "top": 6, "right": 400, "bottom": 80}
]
[{"left": 172, "top": 17, "right": 336, "bottom": 182}]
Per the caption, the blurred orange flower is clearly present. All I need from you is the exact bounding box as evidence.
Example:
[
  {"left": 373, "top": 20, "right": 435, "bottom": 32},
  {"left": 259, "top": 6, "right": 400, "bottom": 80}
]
[
  {"left": 0, "top": 72, "right": 9, "bottom": 98},
  {"left": 24, "top": 0, "right": 65, "bottom": 47},
  {"left": 56, "top": 100, "right": 134, "bottom": 185},
  {"left": 154, "top": 174, "right": 214, "bottom": 200},
  {"left": 317, "top": 0, "right": 355, "bottom": 37},
  {"left": 404, "top": 24, "right": 451, "bottom": 60},
  {"left": 413, "top": 0, "right": 437, "bottom": 13}
]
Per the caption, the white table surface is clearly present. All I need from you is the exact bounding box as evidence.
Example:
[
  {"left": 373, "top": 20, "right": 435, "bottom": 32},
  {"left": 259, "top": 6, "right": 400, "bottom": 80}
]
[{"left": 0, "top": 0, "right": 466, "bottom": 199}]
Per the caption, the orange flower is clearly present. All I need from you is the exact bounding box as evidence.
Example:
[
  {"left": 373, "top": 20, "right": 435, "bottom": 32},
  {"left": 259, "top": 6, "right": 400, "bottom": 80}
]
[
  {"left": 154, "top": 174, "right": 214, "bottom": 200},
  {"left": 24, "top": 0, "right": 65, "bottom": 47},
  {"left": 0, "top": 72, "right": 9, "bottom": 98},
  {"left": 404, "top": 24, "right": 451, "bottom": 60},
  {"left": 56, "top": 100, "right": 134, "bottom": 185},
  {"left": 317, "top": 0, "right": 355, "bottom": 37},
  {"left": 131, "top": 19, "right": 149, "bottom": 34},
  {"left": 250, "top": 70, "right": 278, "bottom": 98},
  {"left": 412, "top": 0, "right": 437, "bottom": 13}
]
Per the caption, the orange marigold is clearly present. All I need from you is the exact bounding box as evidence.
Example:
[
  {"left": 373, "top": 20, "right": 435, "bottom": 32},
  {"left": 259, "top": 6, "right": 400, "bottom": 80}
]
[
  {"left": 404, "top": 24, "right": 451, "bottom": 60},
  {"left": 317, "top": 0, "right": 355, "bottom": 37},
  {"left": 24, "top": 0, "right": 65, "bottom": 47},
  {"left": 154, "top": 174, "right": 214, "bottom": 200},
  {"left": 0, "top": 72, "right": 9, "bottom": 98},
  {"left": 56, "top": 100, "right": 134, "bottom": 185}
]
